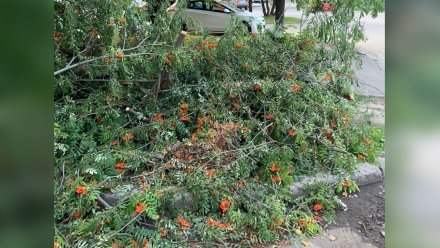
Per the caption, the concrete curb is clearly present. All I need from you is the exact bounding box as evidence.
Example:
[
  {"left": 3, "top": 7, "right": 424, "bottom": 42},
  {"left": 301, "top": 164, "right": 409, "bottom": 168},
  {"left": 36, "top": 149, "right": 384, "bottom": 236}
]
[
  {"left": 99, "top": 156, "right": 385, "bottom": 208},
  {"left": 290, "top": 155, "right": 385, "bottom": 197}
]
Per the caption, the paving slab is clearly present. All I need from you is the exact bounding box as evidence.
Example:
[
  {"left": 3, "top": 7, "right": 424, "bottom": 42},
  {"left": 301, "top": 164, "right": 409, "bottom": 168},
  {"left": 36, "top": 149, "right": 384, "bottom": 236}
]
[
  {"left": 307, "top": 228, "right": 378, "bottom": 248},
  {"left": 356, "top": 96, "right": 385, "bottom": 127}
]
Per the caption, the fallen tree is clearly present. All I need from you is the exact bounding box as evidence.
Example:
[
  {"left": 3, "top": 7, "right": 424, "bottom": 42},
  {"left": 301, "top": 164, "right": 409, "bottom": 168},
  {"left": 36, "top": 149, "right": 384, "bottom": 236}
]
[{"left": 53, "top": 0, "right": 384, "bottom": 247}]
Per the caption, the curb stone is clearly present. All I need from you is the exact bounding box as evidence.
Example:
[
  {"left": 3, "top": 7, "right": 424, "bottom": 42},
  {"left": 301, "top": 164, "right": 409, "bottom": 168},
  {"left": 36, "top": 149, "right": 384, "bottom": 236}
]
[
  {"left": 99, "top": 155, "right": 385, "bottom": 208},
  {"left": 290, "top": 155, "right": 385, "bottom": 198}
]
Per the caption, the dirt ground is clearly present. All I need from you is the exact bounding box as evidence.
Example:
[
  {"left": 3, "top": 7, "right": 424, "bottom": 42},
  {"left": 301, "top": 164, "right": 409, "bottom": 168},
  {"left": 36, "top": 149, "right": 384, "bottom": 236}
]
[
  {"left": 328, "top": 181, "right": 385, "bottom": 248},
  {"left": 263, "top": 181, "right": 385, "bottom": 248}
]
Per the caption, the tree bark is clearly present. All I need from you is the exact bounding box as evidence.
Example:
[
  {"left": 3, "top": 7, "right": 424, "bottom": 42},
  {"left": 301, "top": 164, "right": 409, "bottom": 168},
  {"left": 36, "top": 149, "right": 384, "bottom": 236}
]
[
  {"left": 248, "top": 0, "right": 253, "bottom": 12},
  {"left": 274, "top": 0, "right": 285, "bottom": 25}
]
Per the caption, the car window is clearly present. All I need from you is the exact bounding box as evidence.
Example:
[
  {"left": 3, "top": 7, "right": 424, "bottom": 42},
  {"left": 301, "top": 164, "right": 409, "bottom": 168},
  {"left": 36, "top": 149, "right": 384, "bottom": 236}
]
[
  {"left": 206, "top": 2, "right": 229, "bottom": 13},
  {"left": 188, "top": 1, "right": 204, "bottom": 9},
  {"left": 221, "top": 2, "right": 242, "bottom": 12}
]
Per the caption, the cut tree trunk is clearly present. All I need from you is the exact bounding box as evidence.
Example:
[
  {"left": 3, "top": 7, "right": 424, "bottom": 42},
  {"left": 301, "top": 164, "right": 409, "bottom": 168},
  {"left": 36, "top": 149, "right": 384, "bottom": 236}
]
[{"left": 151, "top": 31, "right": 187, "bottom": 98}]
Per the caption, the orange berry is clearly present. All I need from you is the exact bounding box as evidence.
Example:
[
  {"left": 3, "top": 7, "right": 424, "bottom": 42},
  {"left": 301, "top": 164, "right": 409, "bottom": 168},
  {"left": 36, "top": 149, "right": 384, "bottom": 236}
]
[
  {"left": 118, "top": 17, "right": 126, "bottom": 24},
  {"left": 313, "top": 204, "right": 323, "bottom": 211},
  {"left": 254, "top": 83, "right": 261, "bottom": 91},
  {"left": 272, "top": 176, "right": 282, "bottom": 183},
  {"left": 116, "top": 52, "right": 124, "bottom": 59},
  {"left": 292, "top": 84, "right": 301, "bottom": 92},
  {"left": 177, "top": 216, "right": 191, "bottom": 230},
  {"left": 357, "top": 154, "right": 366, "bottom": 160},
  {"left": 206, "top": 169, "right": 216, "bottom": 177},
  {"left": 135, "top": 202, "right": 145, "bottom": 213},
  {"left": 323, "top": 73, "right": 333, "bottom": 81},
  {"left": 75, "top": 185, "right": 87, "bottom": 195},
  {"left": 287, "top": 130, "right": 297, "bottom": 138},
  {"left": 270, "top": 165, "right": 280, "bottom": 172},
  {"left": 115, "top": 162, "right": 126, "bottom": 170},
  {"left": 73, "top": 211, "right": 82, "bottom": 218},
  {"left": 54, "top": 32, "right": 61, "bottom": 41},
  {"left": 180, "top": 116, "right": 190, "bottom": 122}
]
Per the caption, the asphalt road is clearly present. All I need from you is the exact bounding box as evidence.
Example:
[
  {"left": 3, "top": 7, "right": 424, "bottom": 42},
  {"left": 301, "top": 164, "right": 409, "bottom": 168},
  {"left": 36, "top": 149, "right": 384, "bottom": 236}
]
[{"left": 249, "top": 2, "right": 385, "bottom": 97}]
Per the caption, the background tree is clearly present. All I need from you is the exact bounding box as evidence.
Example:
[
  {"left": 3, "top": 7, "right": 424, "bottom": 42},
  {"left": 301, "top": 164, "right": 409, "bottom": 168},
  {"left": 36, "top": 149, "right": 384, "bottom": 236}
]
[
  {"left": 261, "top": 0, "right": 280, "bottom": 17},
  {"left": 260, "top": 0, "right": 272, "bottom": 16},
  {"left": 274, "top": 0, "right": 285, "bottom": 25}
]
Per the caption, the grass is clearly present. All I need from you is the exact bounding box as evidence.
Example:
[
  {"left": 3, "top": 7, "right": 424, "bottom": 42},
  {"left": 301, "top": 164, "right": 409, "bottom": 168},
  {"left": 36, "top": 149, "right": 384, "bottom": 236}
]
[{"left": 264, "top": 16, "right": 301, "bottom": 24}]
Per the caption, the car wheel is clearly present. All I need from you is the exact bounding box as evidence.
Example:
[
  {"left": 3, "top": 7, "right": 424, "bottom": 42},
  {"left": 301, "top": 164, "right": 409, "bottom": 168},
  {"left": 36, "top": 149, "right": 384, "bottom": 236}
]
[{"left": 242, "top": 21, "right": 252, "bottom": 34}]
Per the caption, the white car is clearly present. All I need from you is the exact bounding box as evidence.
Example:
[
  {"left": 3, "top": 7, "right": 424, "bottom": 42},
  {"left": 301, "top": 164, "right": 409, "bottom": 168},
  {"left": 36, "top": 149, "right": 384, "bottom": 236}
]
[{"left": 183, "top": 0, "right": 265, "bottom": 34}]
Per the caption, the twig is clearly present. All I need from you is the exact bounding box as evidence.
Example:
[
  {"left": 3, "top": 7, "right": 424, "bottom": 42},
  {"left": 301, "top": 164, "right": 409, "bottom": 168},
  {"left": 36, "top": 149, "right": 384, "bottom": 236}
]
[
  {"left": 134, "top": 82, "right": 149, "bottom": 95},
  {"left": 54, "top": 52, "right": 154, "bottom": 76},
  {"left": 123, "top": 37, "right": 153, "bottom": 52},
  {"left": 361, "top": 220, "right": 369, "bottom": 236},
  {"left": 55, "top": 162, "right": 66, "bottom": 195},
  {"left": 107, "top": 212, "right": 143, "bottom": 239},
  {"left": 55, "top": 226, "right": 70, "bottom": 247},
  {"left": 54, "top": 56, "right": 105, "bottom": 75},
  {"left": 203, "top": 141, "right": 275, "bottom": 168},
  {"left": 97, "top": 175, "right": 123, "bottom": 187},
  {"left": 123, "top": 25, "right": 127, "bottom": 50},
  {"left": 154, "top": 70, "right": 163, "bottom": 99},
  {"left": 249, "top": 122, "right": 273, "bottom": 144},
  {"left": 125, "top": 107, "right": 140, "bottom": 116},
  {"left": 213, "top": 234, "right": 228, "bottom": 247},
  {"left": 67, "top": 55, "right": 77, "bottom": 67},
  {"left": 74, "top": 78, "right": 156, "bottom": 83},
  {"left": 130, "top": 171, "right": 155, "bottom": 179},
  {"left": 307, "top": 135, "right": 351, "bottom": 155}
]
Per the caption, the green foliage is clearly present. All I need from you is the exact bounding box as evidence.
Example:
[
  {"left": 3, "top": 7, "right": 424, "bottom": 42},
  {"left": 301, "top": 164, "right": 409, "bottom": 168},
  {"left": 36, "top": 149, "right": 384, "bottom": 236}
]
[
  {"left": 336, "top": 176, "right": 360, "bottom": 196},
  {"left": 295, "top": 182, "right": 345, "bottom": 225},
  {"left": 296, "top": 0, "right": 385, "bottom": 79},
  {"left": 53, "top": 1, "right": 384, "bottom": 247},
  {"left": 260, "top": 146, "right": 295, "bottom": 186}
]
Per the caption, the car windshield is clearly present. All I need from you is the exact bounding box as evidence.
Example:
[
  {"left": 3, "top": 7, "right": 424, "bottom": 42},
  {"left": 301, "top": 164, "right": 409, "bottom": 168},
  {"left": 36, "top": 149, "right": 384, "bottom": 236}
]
[{"left": 219, "top": 1, "right": 243, "bottom": 12}]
